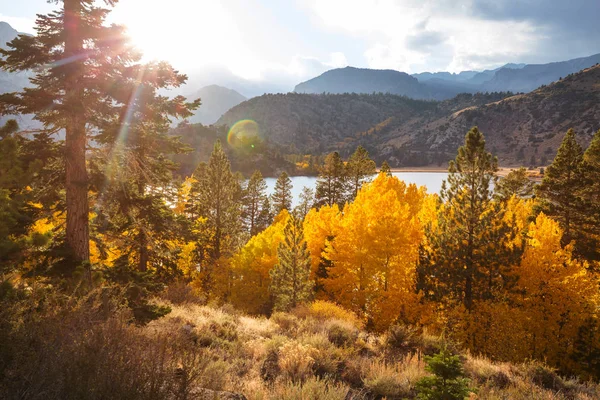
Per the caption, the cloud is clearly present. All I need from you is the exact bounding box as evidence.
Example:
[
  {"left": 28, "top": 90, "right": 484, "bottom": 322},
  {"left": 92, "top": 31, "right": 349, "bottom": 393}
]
[
  {"left": 0, "top": 14, "right": 35, "bottom": 33},
  {"left": 302, "top": 0, "right": 598, "bottom": 73}
]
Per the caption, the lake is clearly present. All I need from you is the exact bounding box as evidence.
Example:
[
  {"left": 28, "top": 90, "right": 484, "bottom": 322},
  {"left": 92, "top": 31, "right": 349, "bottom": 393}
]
[{"left": 264, "top": 172, "right": 449, "bottom": 207}]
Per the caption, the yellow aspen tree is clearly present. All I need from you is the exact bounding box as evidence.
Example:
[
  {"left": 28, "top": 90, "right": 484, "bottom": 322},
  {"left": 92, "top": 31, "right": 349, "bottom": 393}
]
[
  {"left": 324, "top": 173, "right": 425, "bottom": 330},
  {"left": 229, "top": 210, "right": 289, "bottom": 314}
]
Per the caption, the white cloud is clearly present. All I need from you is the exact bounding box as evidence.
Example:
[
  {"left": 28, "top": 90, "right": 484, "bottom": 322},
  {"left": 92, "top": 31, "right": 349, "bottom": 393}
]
[
  {"left": 0, "top": 14, "right": 35, "bottom": 33},
  {"left": 302, "top": 0, "right": 545, "bottom": 73}
]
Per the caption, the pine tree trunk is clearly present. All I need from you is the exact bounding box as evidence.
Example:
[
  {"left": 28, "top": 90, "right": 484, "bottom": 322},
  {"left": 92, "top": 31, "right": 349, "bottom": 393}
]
[{"left": 64, "top": 0, "right": 90, "bottom": 264}]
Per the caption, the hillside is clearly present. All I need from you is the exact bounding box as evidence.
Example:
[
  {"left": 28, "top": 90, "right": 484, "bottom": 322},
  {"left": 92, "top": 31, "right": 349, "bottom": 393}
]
[
  {"left": 218, "top": 65, "right": 600, "bottom": 166},
  {"left": 3, "top": 288, "right": 598, "bottom": 400},
  {"left": 186, "top": 85, "right": 247, "bottom": 125}
]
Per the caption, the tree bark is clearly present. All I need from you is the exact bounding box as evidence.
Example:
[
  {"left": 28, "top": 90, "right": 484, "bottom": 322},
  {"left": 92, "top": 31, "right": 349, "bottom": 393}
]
[{"left": 64, "top": 0, "right": 90, "bottom": 264}]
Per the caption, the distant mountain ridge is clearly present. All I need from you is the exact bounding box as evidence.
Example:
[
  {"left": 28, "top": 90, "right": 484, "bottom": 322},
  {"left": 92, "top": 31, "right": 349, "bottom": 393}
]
[
  {"left": 186, "top": 85, "right": 246, "bottom": 125},
  {"left": 294, "top": 54, "right": 600, "bottom": 100}
]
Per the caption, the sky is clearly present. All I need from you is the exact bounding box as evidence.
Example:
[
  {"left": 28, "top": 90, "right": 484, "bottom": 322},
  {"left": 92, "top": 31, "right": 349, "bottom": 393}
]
[{"left": 1, "top": 0, "right": 599, "bottom": 92}]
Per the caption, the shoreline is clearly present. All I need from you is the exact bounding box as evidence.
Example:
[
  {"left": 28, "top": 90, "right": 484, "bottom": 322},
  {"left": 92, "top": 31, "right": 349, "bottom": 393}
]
[{"left": 387, "top": 166, "right": 544, "bottom": 178}]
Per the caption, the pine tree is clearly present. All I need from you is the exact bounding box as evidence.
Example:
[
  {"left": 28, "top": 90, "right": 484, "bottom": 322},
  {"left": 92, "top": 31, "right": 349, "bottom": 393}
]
[
  {"left": 242, "top": 170, "right": 268, "bottom": 237},
  {"left": 576, "top": 129, "right": 600, "bottom": 262},
  {"left": 269, "top": 215, "right": 313, "bottom": 311},
  {"left": 315, "top": 151, "right": 347, "bottom": 208},
  {"left": 199, "top": 140, "right": 242, "bottom": 260},
  {"left": 424, "top": 127, "right": 512, "bottom": 311},
  {"left": 536, "top": 128, "right": 584, "bottom": 246},
  {"left": 346, "top": 145, "right": 376, "bottom": 200},
  {"left": 271, "top": 171, "right": 292, "bottom": 214},
  {"left": 380, "top": 160, "right": 392, "bottom": 177},
  {"left": 256, "top": 197, "right": 274, "bottom": 233},
  {"left": 295, "top": 186, "right": 314, "bottom": 220},
  {"left": 90, "top": 62, "right": 196, "bottom": 272},
  {"left": 494, "top": 167, "right": 536, "bottom": 200},
  {"left": 0, "top": 0, "right": 197, "bottom": 268},
  {"left": 416, "top": 347, "right": 472, "bottom": 400}
]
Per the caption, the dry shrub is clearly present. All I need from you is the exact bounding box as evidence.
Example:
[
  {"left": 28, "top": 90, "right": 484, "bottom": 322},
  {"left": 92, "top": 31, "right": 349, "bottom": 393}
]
[
  {"left": 464, "top": 356, "right": 512, "bottom": 389},
  {"left": 0, "top": 291, "right": 205, "bottom": 400},
  {"left": 271, "top": 312, "right": 299, "bottom": 333},
  {"left": 300, "top": 333, "right": 344, "bottom": 378},
  {"left": 385, "top": 324, "right": 422, "bottom": 356},
  {"left": 271, "top": 377, "right": 350, "bottom": 400},
  {"left": 162, "top": 280, "right": 204, "bottom": 305},
  {"left": 307, "top": 300, "right": 364, "bottom": 328},
  {"left": 326, "top": 320, "right": 359, "bottom": 347},
  {"left": 278, "top": 341, "right": 315, "bottom": 383},
  {"left": 362, "top": 357, "right": 425, "bottom": 399}
]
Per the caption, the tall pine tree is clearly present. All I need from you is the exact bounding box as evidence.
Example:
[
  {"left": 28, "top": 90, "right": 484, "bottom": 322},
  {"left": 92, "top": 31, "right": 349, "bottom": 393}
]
[
  {"left": 315, "top": 151, "right": 347, "bottom": 208},
  {"left": 198, "top": 140, "right": 242, "bottom": 260},
  {"left": 271, "top": 171, "right": 292, "bottom": 214},
  {"left": 422, "top": 127, "right": 513, "bottom": 311},
  {"left": 242, "top": 170, "right": 268, "bottom": 237},
  {"left": 536, "top": 128, "right": 584, "bottom": 246},
  {"left": 270, "top": 215, "right": 313, "bottom": 311},
  {"left": 0, "top": 0, "right": 196, "bottom": 269},
  {"left": 346, "top": 145, "right": 376, "bottom": 200},
  {"left": 576, "top": 129, "right": 600, "bottom": 262}
]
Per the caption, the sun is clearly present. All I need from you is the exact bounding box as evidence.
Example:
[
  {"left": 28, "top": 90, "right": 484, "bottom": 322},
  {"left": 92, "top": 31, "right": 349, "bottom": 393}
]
[{"left": 110, "top": 0, "right": 264, "bottom": 80}]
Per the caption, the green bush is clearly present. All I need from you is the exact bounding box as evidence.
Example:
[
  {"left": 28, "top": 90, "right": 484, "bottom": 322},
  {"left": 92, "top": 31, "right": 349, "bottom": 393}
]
[{"left": 416, "top": 347, "right": 473, "bottom": 400}]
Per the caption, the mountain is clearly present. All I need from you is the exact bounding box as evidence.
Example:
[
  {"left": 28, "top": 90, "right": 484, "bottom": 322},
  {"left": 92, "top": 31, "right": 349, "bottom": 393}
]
[
  {"left": 295, "top": 54, "right": 600, "bottom": 101},
  {"left": 293, "top": 66, "right": 465, "bottom": 100},
  {"left": 186, "top": 85, "right": 246, "bottom": 125},
  {"left": 219, "top": 65, "right": 600, "bottom": 167},
  {"left": 480, "top": 53, "right": 600, "bottom": 93},
  {"left": 0, "top": 22, "right": 37, "bottom": 129}
]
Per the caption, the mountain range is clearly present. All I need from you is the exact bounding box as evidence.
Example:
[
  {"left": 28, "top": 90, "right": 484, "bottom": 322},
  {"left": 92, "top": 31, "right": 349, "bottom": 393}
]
[
  {"left": 219, "top": 65, "right": 600, "bottom": 167},
  {"left": 294, "top": 54, "right": 600, "bottom": 101}
]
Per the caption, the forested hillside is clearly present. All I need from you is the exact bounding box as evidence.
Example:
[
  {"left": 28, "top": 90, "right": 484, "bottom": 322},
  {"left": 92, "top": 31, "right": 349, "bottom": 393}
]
[{"left": 219, "top": 66, "right": 600, "bottom": 166}]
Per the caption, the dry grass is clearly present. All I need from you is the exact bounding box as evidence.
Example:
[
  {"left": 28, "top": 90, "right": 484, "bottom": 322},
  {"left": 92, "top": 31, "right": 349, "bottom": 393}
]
[{"left": 1, "top": 294, "right": 598, "bottom": 400}]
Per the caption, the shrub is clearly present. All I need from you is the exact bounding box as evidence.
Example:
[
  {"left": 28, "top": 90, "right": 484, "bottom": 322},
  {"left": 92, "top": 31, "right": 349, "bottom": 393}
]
[
  {"left": 278, "top": 341, "right": 315, "bottom": 383},
  {"left": 300, "top": 333, "right": 344, "bottom": 378},
  {"left": 362, "top": 360, "right": 413, "bottom": 399},
  {"left": 272, "top": 377, "right": 350, "bottom": 400},
  {"left": 271, "top": 312, "right": 299, "bottom": 333},
  {"left": 386, "top": 324, "right": 422, "bottom": 355},
  {"left": 326, "top": 320, "right": 359, "bottom": 347},
  {"left": 162, "top": 280, "right": 204, "bottom": 305},
  {"left": 308, "top": 300, "right": 364, "bottom": 328}
]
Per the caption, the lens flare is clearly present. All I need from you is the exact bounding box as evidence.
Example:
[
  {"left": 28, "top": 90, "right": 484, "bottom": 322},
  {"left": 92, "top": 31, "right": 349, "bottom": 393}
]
[{"left": 227, "top": 119, "right": 260, "bottom": 147}]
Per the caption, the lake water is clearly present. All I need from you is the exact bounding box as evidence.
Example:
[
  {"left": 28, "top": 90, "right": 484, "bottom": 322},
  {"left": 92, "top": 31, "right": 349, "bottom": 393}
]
[{"left": 264, "top": 172, "right": 449, "bottom": 207}]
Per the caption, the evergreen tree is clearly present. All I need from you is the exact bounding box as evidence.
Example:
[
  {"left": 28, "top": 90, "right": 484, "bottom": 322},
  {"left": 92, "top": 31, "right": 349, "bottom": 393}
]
[
  {"left": 256, "top": 197, "right": 274, "bottom": 232},
  {"left": 494, "top": 167, "right": 535, "bottom": 200},
  {"left": 199, "top": 140, "right": 242, "bottom": 260},
  {"left": 380, "top": 160, "right": 392, "bottom": 176},
  {"left": 0, "top": 0, "right": 197, "bottom": 268},
  {"left": 536, "top": 128, "right": 584, "bottom": 246},
  {"left": 315, "top": 151, "right": 347, "bottom": 208},
  {"left": 346, "top": 145, "right": 376, "bottom": 200},
  {"left": 576, "top": 129, "right": 600, "bottom": 262},
  {"left": 0, "top": 120, "right": 62, "bottom": 276},
  {"left": 90, "top": 62, "right": 196, "bottom": 272},
  {"left": 416, "top": 347, "right": 472, "bottom": 400},
  {"left": 295, "top": 186, "right": 314, "bottom": 220},
  {"left": 242, "top": 170, "right": 268, "bottom": 237},
  {"left": 271, "top": 171, "right": 292, "bottom": 214},
  {"left": 423, "top": 127, "right": 513, "bottom": 311},
  {"left": 269, "top": 215, "right": 313, "bottom": 311}
]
